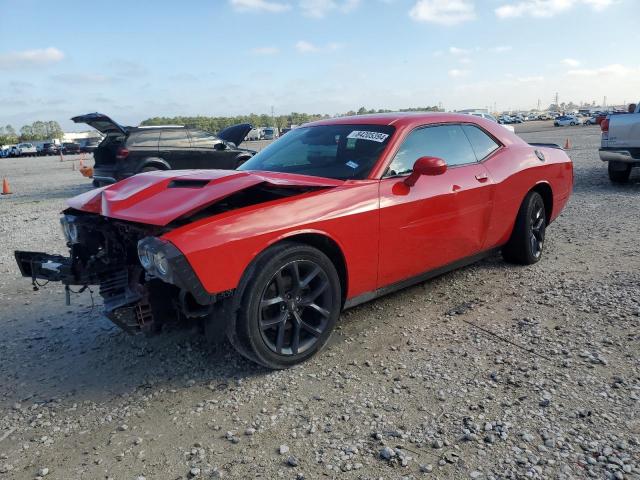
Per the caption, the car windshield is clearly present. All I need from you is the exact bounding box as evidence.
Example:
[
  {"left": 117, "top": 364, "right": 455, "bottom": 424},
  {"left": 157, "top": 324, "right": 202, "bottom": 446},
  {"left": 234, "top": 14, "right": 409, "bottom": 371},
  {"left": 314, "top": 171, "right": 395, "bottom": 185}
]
[{"left": 238, "top": 124, "right": 395, "bottom": 180}]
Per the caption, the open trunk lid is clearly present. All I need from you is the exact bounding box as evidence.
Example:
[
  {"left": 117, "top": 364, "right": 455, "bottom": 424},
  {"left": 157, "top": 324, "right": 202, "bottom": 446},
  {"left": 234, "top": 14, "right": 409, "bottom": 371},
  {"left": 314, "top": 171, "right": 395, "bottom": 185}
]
[{"left": 71, "top": 113, "right": 128, "bottom": 136}]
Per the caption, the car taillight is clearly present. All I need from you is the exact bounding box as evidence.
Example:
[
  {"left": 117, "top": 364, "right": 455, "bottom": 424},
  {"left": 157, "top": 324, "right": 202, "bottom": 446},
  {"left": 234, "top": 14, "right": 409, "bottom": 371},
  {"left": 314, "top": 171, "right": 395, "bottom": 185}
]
[
  {"left": 116, "top": 147, "right": 129, "bottom": 160},
  {"left": 600, "top": 118, "right": 609, "bottom": 133}
]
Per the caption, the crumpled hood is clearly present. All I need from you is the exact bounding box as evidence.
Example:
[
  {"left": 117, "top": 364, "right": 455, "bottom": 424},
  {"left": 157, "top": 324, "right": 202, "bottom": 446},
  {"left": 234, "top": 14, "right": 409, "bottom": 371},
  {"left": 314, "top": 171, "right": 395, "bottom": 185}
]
[{"left": 67, "top": 170, "right": 344, "bottom": 226}]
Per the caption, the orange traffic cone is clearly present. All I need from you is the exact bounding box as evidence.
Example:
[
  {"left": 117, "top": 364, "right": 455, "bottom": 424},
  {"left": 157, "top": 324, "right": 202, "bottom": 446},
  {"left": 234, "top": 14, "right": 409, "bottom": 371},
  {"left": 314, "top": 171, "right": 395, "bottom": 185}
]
[
  {"left": 1, "top": 177, "right": 12, "bottom": 195},
  {"left": 564, "top": 138, "right": 571, "bottom": 149}
]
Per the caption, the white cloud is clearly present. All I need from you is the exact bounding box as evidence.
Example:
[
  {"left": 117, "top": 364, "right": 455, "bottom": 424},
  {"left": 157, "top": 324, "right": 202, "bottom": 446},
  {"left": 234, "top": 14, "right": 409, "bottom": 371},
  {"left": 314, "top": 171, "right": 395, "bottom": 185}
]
[
  {"left": 409, "top": 0, "right": 476, "bottom": 25},
  {"left": 516, "top": 75, "right": 544, "bottom": 82},
  {"left": 299, "top": 0, "right": 360, "bottom": 17},
  {"left": 449, "top": 69, "right": 470, "bottom": 78},
  {"left": 490, "top": 45, "right": 513, "bottom": 53},
  {"left": 296, "top": 40, "right": 319, "bottom": 53},
  {"left": 295, "top": 40, "right": 341, "bottom": 53},
  {"left": 495, "top": 0, "right": 614, "bottom": 18},
  {"left": 567, "top": 64, "right": 639, "bottom": 77},
  {"left": 230, "top": 0, "right": 291, "bottom": 12},
  {"left": 0, "top": 47, "right": 64, "bottom": 68},
  {"left": 251, "top": 46, "right": 280, "bottom": 55},
  {"left": 562, "top": 58, "right": 580, "bottom": 67},
  {"left": 449, "top": 46, "right": 471, "bottom": 56},
  {"left": 51, "top": 73, "right": 115, "bottom": 85}
]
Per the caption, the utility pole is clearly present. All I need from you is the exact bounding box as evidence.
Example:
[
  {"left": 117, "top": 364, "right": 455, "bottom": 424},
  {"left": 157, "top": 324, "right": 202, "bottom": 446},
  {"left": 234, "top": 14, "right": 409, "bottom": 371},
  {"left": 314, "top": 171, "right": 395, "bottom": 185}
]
[
  {"left": 271, "top": 105, "right": 275, "bottom": 127},
  {"left": 537, "top": 98, "right": 541, "bottom": 111},
  {"left": 554, "top": 92, "right": 559, "bottom": 107}
]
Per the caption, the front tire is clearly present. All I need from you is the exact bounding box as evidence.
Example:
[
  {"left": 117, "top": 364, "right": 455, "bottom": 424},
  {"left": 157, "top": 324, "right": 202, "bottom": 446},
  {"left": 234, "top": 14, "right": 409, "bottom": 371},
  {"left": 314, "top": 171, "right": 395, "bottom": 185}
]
[
  {"left": 608, "top": 162, "right": 631, "bottom": 184},
  {"left": 502, "top": 191, "right": 546, "bottom": 265},
  {"left": 232, "top": 242, "right": 341, "bottom": 369}
]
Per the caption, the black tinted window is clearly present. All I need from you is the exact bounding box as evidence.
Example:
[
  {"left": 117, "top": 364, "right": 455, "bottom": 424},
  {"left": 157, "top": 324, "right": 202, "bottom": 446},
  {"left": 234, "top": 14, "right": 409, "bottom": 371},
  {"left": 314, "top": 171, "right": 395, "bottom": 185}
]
[
  {"left": 387, "top": 124, "right": 476, "bottom": 176},
  {"left": 189, "top": 129, "right": 219, "bottom": 147},
  {"left": 129, "top": 131, "right": 159, "bottom": 148},
  {"left": 159, "top": 129, "right": 190, "bottom": 148},
  {"left": 462, "top": 125, "right": 500, "bottom": 160}
]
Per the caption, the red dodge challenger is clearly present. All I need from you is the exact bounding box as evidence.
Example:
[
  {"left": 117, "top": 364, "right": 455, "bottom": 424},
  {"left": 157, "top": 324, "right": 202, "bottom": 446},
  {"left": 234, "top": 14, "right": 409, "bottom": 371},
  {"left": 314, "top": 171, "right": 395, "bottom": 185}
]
[{"left": 16, "top": 113, "right": 573, "bottom": 368}]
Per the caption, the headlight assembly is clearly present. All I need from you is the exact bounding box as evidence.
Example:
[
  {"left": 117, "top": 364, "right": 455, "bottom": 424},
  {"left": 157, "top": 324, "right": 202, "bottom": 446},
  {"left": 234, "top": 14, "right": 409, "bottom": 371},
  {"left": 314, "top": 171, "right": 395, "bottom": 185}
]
[
  {"left": 60, "top": 215, "right": 79, "bottom": 244},
  {"left": 137, "top": 237, "right": 174, "bottom": 283}
]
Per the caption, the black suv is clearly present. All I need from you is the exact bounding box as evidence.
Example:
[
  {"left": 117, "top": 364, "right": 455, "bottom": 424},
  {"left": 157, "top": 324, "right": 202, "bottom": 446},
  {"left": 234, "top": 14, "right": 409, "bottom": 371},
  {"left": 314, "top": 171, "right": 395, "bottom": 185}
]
[{"left": 72, "top": 113, "right": 256, "bottom": 186}]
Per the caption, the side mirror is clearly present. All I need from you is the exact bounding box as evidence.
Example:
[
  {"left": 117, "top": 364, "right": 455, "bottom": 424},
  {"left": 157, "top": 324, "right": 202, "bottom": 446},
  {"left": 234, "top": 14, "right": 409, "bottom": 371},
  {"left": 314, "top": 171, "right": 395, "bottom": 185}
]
[{"left": 404, "top": 156, "right": 447, "bottom": 187}]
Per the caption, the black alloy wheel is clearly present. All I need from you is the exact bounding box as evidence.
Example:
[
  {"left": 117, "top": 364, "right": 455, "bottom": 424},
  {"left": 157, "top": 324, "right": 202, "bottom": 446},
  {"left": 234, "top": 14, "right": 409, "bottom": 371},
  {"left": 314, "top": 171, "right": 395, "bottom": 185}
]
[
  {"left": 529, "top": 195, "right": 546, "bottom": 260},
  {"left": 231, "top": 242, "right": 341, "bottom": 369},
  {"left": 259, "top": 260, "right": 332, "bottom": 356},
  {"left": 502, "top": 190, "right": 546, "bottom": 265}
]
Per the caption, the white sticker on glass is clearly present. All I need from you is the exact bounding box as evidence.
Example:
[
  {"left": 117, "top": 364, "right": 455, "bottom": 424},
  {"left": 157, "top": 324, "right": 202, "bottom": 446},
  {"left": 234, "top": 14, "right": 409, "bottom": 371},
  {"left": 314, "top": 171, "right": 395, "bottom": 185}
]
[{"left": 347, "top": 131, "right": 389, "bottom": 143}]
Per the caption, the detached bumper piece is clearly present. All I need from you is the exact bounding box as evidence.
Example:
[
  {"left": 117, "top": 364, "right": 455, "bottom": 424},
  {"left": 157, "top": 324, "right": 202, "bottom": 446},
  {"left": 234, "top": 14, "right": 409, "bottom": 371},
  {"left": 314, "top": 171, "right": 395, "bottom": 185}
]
[{"left": 15, "top": 251, "right": 74, "bottom": 283}]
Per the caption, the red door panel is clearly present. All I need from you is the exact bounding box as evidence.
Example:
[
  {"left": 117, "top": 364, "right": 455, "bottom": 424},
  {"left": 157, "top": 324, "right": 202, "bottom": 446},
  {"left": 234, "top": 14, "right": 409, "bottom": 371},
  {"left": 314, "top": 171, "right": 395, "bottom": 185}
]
[{"left": 378, "top": 163, "right": 494, "bottom": 288}]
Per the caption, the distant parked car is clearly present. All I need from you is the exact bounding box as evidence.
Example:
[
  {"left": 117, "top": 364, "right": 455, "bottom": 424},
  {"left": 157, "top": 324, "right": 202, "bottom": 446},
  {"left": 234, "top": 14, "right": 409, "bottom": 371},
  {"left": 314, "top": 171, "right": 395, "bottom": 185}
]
[
  {"left": 80, "top": 139, "right": 101, "bottom": 153},
  {"left": 280, "top": 127, "right": 292, "bottom": 135},
  {"left": 263, "top": 127, "right": 277, "bottom": 140},
  {"left": 584, "top": 116, "right": 597, "bottom": 125},
  {"left": 467, "top": 112, "right": 515, "bottom": 132},
  {"left": 498, "top": 115, "right": 513, "bottom": 124},
  {"left": 62, "top": 142, "right": 81, "bottom": 154},
  {"left": 0, "top": 147, "right": 11, "bottom": 158},
  {"left": 246, "top": 128, "right": 262, "bottom": 141},
  {"left": 40, "top": 143, "right": 60, "bottom": 156},
  {"left": 14, "top": 143, "right": 37, "bottom": 157},
  {"left": 554, "top": 116, "right": 581, "bottom": 127},
  {"left": 71, "top": 112, "right": 256, "bottom": 186}
]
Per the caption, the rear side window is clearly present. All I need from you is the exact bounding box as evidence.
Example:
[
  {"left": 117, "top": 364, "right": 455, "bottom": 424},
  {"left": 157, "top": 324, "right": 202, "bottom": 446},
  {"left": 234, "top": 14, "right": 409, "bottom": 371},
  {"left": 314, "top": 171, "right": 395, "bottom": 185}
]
[
  {"left": 386, "top": 124, "right": 477, "bottom": 176},
  {"left": 159, "top": 129, "right": 190, "bottom": 148},
  {"left": 129, "top": 131, "right": 159, "bottom": 148},
  {"left": 462, "top": 125, "right": 500, "bottom": 160}
]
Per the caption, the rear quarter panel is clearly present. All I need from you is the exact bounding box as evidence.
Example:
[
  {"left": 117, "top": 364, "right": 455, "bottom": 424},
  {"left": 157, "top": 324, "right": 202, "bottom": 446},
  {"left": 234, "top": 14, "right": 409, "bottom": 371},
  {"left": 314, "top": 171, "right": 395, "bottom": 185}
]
[
  {"left": 482, "top": 144, "right": 572, "bottom": 249},
  {"left": 162, "top": 182, "right": 380, "bottom": 298}
]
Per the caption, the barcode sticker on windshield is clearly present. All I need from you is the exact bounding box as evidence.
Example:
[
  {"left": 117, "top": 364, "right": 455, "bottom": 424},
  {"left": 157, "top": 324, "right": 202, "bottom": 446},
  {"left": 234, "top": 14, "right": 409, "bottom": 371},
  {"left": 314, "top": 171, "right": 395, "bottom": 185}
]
[{"left": 347, "top": 131, "right": 389, "bottom": 143}]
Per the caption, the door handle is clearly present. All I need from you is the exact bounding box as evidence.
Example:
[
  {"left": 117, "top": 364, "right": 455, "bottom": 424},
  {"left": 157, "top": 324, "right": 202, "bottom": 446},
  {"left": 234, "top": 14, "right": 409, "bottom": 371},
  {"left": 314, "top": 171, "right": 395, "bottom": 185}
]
[{"left": 475, "top": 173, "right": 489, "bottom": 183}]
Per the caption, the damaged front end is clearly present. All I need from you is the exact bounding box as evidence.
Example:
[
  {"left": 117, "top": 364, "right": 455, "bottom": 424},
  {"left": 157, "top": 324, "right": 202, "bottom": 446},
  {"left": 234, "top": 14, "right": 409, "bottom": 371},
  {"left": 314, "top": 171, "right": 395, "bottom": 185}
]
[{"left": 15, "top": 210, "right": 215, "bottom": 334}]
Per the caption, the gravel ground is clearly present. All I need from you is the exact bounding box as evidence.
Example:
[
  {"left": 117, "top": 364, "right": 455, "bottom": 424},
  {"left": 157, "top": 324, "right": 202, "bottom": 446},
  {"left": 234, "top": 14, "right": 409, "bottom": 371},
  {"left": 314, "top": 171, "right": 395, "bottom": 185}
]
[{"left": 0, "top": 124, "right": 638, "bottom": 480}]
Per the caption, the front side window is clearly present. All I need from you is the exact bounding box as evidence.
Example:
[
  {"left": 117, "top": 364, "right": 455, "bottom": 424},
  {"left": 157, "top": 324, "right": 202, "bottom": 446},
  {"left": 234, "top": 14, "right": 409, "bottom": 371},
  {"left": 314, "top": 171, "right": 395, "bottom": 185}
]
[
  {"left": 386, "top": 124, "right": 477, "bottom": 176},
  {"left": 189, "top": 129, "right": 218, "bottom": 147},
  {"left": 238, "top": 124, "right": 395, "bottom": 180},
  {"left": 461, "top": 125, "right": 500, "bottom": 160}
]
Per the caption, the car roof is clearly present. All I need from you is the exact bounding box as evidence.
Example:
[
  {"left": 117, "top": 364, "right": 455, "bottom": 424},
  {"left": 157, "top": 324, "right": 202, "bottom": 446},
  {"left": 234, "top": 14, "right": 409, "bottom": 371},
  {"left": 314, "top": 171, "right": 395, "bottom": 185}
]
[{"left": 306, "top": 112, "right": 495, "bottom": 129}]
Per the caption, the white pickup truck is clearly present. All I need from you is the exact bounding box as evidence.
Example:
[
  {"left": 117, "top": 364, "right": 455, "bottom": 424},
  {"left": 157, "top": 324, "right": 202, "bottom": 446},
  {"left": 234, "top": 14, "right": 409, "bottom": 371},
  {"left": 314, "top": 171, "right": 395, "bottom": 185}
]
[{"left": 599, "top": 102, "right": 640, "bottom": 183}]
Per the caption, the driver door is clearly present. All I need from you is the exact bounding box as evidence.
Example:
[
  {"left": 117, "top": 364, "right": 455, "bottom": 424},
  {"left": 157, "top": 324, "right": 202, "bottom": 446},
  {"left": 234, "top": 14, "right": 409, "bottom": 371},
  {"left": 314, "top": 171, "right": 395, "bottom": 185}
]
[{"left": 378, "top": 124, "right": 494, "bottom": 288}]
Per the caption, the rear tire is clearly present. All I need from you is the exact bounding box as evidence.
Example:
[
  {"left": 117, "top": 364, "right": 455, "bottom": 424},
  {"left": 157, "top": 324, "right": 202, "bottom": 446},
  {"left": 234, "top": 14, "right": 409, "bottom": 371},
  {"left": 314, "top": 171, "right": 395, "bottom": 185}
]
[
  {"left": 140, "top": 166, "right": 160, "bottom": 173},
  {"left": 502, "top": 191, "right": 546, "bottom": 265},
  {"left": 231, "top": 242, "right": 341, "bottom": 369},
  {"left": 608, "top": 162, "right": 631, "bottom": 184}
]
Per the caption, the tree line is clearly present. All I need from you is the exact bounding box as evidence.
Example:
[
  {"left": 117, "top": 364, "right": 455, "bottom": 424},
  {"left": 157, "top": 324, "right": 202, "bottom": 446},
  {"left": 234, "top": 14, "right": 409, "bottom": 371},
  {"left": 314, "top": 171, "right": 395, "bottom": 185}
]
[
  {"left": 0, "top": 121, "right": 65, "bottom": 145},
  {"left": 140, "top": 106, "right": 443, "bottom": 132}
]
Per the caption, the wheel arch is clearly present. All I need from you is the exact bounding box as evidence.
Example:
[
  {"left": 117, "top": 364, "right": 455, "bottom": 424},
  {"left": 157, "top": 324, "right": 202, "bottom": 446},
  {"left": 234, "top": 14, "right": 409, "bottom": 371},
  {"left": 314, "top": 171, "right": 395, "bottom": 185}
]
[
  {"left": 531, "top": 181, "right": 553, "bottom": 224},
  {"left": 267, "top": 232, "right": 349, "bottom": 305},
  {"left": 137, "top": 157, "right": 170, "bottom": 172}
]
